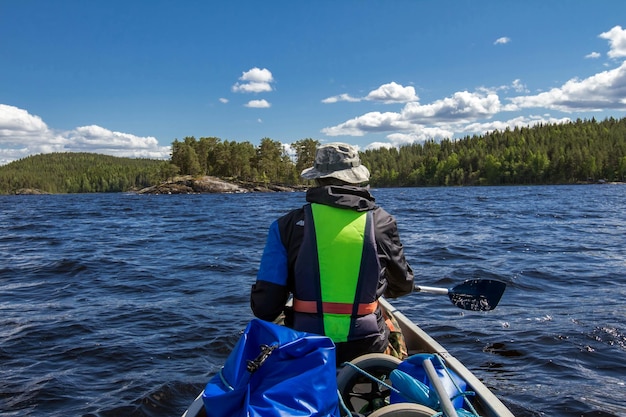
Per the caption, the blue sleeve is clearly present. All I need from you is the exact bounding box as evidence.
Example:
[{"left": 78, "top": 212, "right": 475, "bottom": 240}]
[{"left": 256, "top": 220, "right": 288, "bottom": 286}]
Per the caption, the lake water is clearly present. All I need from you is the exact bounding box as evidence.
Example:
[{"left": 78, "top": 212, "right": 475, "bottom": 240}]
[{"left": 1, "top": 185, "right": 624, "bottom": 417}]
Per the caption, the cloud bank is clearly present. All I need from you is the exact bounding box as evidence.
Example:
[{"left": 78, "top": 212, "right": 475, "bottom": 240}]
[
  {"left": 0, "top": 104, "right": 170, "bottom": 165},
  {"left": 321, "top": 26, "right": 626, "bottom": 149}
]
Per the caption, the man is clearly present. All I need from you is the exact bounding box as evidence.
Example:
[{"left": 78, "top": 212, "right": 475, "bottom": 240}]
[{"left": 251, "top": 142, "right": 414, "bottom": 363}]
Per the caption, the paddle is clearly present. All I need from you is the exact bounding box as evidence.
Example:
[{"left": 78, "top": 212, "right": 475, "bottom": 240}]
[
  {"left": 422, "top": 357, "right": 459, "bottom": 417},
  {"left": 414, "top": 279, "right": 506, "bottom": 311}
]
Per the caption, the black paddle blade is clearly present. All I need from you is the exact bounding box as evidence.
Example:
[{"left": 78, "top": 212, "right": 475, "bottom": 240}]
[{"left": 448, "top": 279, "right": 506, "bottom": 311}]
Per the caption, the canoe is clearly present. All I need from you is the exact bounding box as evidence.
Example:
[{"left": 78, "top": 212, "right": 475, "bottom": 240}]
[{"left": 181, "top": 295, "right": 515, "bottom": 417}]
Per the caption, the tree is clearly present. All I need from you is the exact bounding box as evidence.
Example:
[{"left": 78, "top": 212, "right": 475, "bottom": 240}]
[
  {"left": 171, "top": 138, "right": 202, "bottom": 176},
  {"left": 226, "top": 140, "right": 256, "bottom": 180},
  {"left": 482, "top": 154, "right": 502, "bottom": 185},
  {"left": 197, "top": 136, "right": 221, "bottom": 175},
  {"left": 0, "top": 153, "right": 166, "bottom": 194},
  {"left": 163, "top": 116, "right": 626, "bottom": 188},
  {"left": 292, "top": 138, "right": 319, "bottom": 176},
  {"left": 256, "top": 138, "right": 285, "bottom": 183}
]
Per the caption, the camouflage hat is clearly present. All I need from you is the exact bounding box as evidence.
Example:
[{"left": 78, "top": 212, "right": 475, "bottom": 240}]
[{"left": 300, "top": 142, "right": 370, "bottom": 184}]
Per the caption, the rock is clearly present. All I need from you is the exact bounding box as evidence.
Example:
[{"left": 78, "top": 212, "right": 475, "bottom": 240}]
[
  {"left": 193, "top": 176, "right": 244, "bottom": 193},
  {"left": 137, "top": 176, "right": 245, "bottom": 194},
  {"left": 137, "top": 183, "right": 194, "bottom": 194},
  {"left": 136, "top": 176, "right": 306, "bottom": 195},
  {"left": 14, "top": 188, "right": 48, "bottom": 195}
]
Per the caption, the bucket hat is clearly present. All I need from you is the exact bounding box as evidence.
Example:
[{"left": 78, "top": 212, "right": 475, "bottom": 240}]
[{"left": 300, "top": 142, "right": 370, "bottom": 184}]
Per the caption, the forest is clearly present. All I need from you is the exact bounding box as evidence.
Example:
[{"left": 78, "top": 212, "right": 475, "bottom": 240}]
[
  {"left": 363, "top": 117, "right": 626, "bottom": 186},
  {"left": 0, "top": 153, "right": 167, "bottom": 193},
  {"left": 1, "top": 117, "right": 625, "bottom": 194},
  {"left": 169, "top": 117, "right": 626, "bottom": 186}
]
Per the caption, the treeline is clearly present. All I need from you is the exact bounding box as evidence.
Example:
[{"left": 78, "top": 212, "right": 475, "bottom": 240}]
[
  {"left": 1, "top": 117, "right": 624, "bottom": 194},
  {"left": 0, "top": 153, "right": 168, "bottom": 194},
  {"left": 170, "top": 117, "right": 626, "bottom": 186},
  {"left": 170, "top": 137, "right": 319, "bottom": 184},
  {"left": 362, "top": 117, "right": 626, "bottom": 186}
]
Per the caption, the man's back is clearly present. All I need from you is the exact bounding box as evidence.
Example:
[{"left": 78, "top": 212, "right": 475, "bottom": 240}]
[{"left": 251, "top": 143, "right": 413, "bottom": 363}]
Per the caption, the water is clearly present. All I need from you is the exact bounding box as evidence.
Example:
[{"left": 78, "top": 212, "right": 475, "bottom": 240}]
[{"left": 1, "top": 185, "right": 624, "bottom": 417}]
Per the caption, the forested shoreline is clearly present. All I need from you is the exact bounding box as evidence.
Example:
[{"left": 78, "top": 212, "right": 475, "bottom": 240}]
[
  {"left": 1, "top": 117, "right": 625, "bottom": 194},
  {"left": 167, "top": 117, "right": 626, "bottom": 186},
  {"left": 363, "top": 117, "right": 626, "bottom": 186},
  {"left": 0, "top": 153, "right": 168, "bottom": 194}
]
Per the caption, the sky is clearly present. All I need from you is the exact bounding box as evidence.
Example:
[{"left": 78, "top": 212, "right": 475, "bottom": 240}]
[{"left": 1, "top": 0, "right": 626, "bottom": 165}]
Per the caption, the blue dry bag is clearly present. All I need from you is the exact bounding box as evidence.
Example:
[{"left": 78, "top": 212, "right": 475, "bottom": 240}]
[
  {"left": 389, "top": 353, "right": 468, "bottom": 409},
  {"left": 202, "top": 319, "right": 340, "bottom": 417}
]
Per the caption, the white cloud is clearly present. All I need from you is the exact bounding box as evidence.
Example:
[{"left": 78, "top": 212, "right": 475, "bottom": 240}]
[
  {"left": 385, "top": 126, "right": 454, "bottom": 146},
  {"left": 366, "top": 142, "right": 395, "bottom": 150},
  {"left": 245, "top": 99, "right": 271, "bottom": 108},
  {"left": 509, "top": 60, "right": 626, "bottom": 111},
  {"left": 599, "top": 25, "right": 626, "bottom": 58},
  {"left": 0, "top": 147, "right": 29, "bottom": 166},
  {"left": 322, "top": 26, "right": 626, "bottom": 150},
  {"left": 322, "top": 93, "right": 360, "bottom": 104},
  {"left": 322, "top": 91, "right": 501, "bottom": 139},
  {"left": 0, "top": 104, "right": 170, "bottom": 165},
  {"left": 462, "top": 115, "right": 571, "bottom": 136},
  {"left": 402, "top": 91, "right": 501, "bottom": 123},
  {"left": 401, "top": 91, "right": 501, "bottom": 123},
  {"left": 0, "top": 104, "right": 68, "bottom": 165},
  {"left": 362, "top": 114, "right": 573, "bottom": 150},
  {"left": 478, "top": 79, "right": 528, "bottom": 95},
  {"left": 68, "top": 125, "right": 161, "bottom": 151},
  {"left": 63, "top": 125, "right": 170, "bottom": 159},
  {"left": 322, "top": 111, "right": 409, "bottom": 136},
  {"left": 232, "top": 67, "right": 274, "bottom": 93},
  {"left": 494, "top": 37, "right": 511, "bottom": 45},
  {"left": 233, "top": 81, "right": 273, "bottom": 94},
  {"left": 0, "top": 104, "right": 49, "bottom": 136},
  {"left": 511, "top": 79, "right": 529, "bottom": 93},
  {"left": 585, "top": 52, "right": 601, "bottom": 59},
  {"left": 282, "top": 142, "right": 296, "bottom": 160},
  {"left": 365, "top": 82, "right": 419, "bottom": 103},
  {"left": 323, "top": 82, "right": 418, "bottom": 104},
  {"left": 349, "top": 69, "right": 621, "bottom": 144},
  {"left": 219, "top": 97, "right": 229, "bottom": 103}
]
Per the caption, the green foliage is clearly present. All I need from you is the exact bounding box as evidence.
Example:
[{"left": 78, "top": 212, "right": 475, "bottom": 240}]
[
  {"left": 0, "top": 153, "right": 168, "bottom": 194},
  {"left": 170, "top": 136, "right": 297, "bottom": 184},
  {"left": 3, "top": 117, "right": 623, "bottom": 194},
  {"left": 361, "top": 117, "right": 626, "bottom": 187},
  {"left": 170, "top": 117, "right": 626, "bottom": 187},
  {"left": 292, "top": 138, "right": 320, "bottom": 176}
]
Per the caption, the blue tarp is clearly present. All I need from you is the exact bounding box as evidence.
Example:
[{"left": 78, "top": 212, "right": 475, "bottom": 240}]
[{"left": 202, "top": 319, "right": 340, "bottom": 417}]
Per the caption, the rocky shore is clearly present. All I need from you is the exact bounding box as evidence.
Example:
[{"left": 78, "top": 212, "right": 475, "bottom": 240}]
[
  {"left": 13, "top": 188, "right": 50, "bottom": 195},
  {"left": 136, "top": 175, "right": 306, "bottom": 195}
]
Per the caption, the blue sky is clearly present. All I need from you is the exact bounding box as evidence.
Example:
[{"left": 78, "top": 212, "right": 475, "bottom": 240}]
[{"left": 2, "top": 0, "right": 626, "bottom": 165}]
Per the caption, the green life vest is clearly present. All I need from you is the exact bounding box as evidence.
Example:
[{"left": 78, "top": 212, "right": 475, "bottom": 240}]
[{"left": 311, "top": 203, "right": 367, "bottom": 342}]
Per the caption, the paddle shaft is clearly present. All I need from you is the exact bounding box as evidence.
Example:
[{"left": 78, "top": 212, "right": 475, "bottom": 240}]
[
  {"left": 414, "top": 284, "right": 449, "bottom": 295},
  {"left": 423, "top": 358, "right": 459, "bottom": 417}
]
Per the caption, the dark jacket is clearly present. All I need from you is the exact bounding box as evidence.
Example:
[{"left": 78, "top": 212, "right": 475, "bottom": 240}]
[{"left": 251, "top": 185, "right": 414, "bottom": 362}]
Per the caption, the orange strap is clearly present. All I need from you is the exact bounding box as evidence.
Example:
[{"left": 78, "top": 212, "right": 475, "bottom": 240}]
[{"left": 293, "top": 299, "right": 379, "bottom": 315}]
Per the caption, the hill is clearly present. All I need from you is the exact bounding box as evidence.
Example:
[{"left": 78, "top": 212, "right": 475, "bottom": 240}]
[
  {"left": 359, "top": 117, "right": 626, "bottom": 186},
  {"left": 0, "top": 153, "right": 168, "bottom": 194}
]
